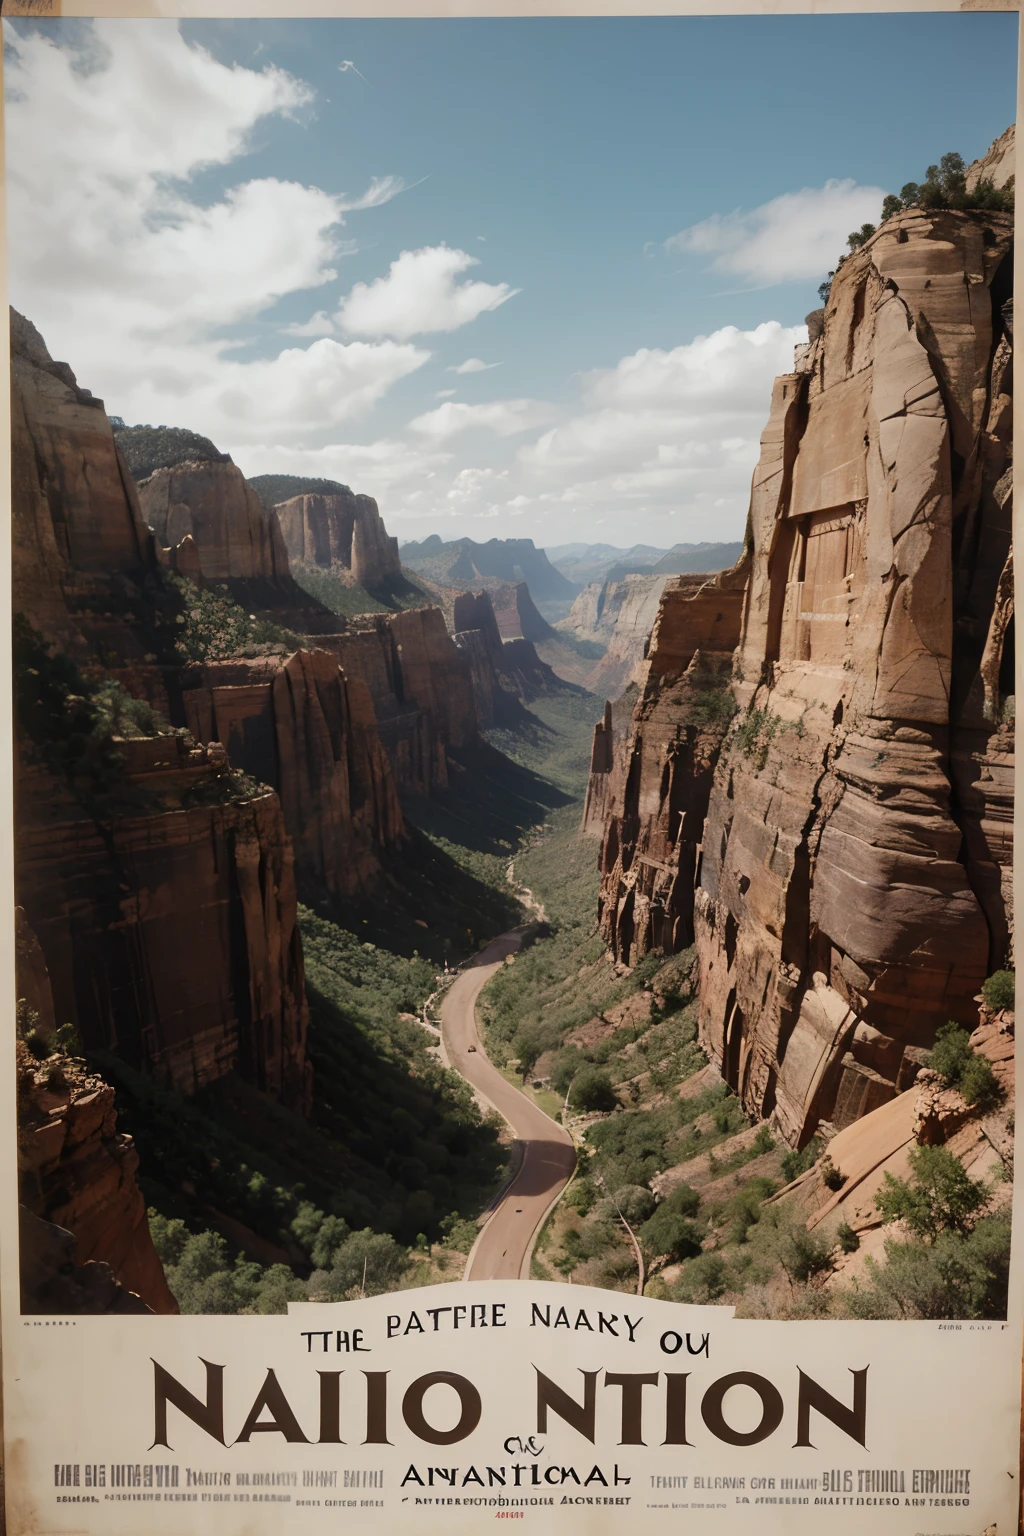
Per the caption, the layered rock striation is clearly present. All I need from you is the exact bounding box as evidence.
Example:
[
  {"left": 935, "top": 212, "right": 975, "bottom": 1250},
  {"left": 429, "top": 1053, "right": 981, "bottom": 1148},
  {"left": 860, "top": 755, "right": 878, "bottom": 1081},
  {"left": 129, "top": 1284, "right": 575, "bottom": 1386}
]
[
  {"left": 180, "top": 649, "right": 404, "bottom": 895},
  {"left": 16, "top": 738, "right": 312, "bottom": 1113},
  {"left": 140, "top": 459, "right": 290, "bottom": 581},
  {"left": 590, "top": 567, "right": 747, "bottom": 955},
  {"left": 691, "top": 205, "right": 1015, "bottom": 1146},
  {"left": 274, "top": 490, "right": 402, "bottom": 589},
  {"left": 17, "top": 1042, "right": 177, "bottom": 1313}
]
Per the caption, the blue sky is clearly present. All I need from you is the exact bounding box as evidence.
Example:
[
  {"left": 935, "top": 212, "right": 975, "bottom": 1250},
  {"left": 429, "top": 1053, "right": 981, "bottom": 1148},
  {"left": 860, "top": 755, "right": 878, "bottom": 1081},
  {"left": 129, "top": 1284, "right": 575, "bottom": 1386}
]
[{"left": 5, "top": 14, "right": 1018, "bottom": 547}]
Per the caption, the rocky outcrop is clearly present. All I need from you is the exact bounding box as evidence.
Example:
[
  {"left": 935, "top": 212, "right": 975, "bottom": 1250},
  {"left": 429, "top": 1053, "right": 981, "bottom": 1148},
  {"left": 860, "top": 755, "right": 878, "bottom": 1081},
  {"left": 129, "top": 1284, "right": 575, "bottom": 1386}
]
[
  {"left": 16, "top": 738, "right": 312, "bottom": 1114},
  {"left": 12, "top": 312, "right": 314, "bottom": 1119},
  {"left": 180, "top": 649, "right": 404, "bottom": 895},
  {"left": 774, "top": 1000, "right": 1014, "bottom": 1291},
  {"left": 561, "top": 573, "right": 683, "bottom": 697},
  {"left": 17, "top": 1042, "right": 177, "bottom": 1313},
  {"left": 330, "top": 607, "right": 479, "bottom": 795},
  {"left": 591, "top": 568, "right": 747, "bottom": 956},
  {"left": 966, "top": 123, "right": 1015, "bottom": 192},
  {"left": 140, "top": 460, "right": 290, "bottom": 581},
  {"left": 692, "top": 204, "right": 1014, "bottom": 1147},
  {"left": 274, "top": 491, "right": 401, "bottom": 589}
]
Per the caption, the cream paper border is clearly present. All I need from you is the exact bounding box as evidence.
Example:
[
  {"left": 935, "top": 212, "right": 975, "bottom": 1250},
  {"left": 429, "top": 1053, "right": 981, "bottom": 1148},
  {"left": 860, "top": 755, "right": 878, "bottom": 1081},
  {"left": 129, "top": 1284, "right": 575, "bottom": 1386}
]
[{"left": 0, "top": 5, "right": 1021, "bottom": 1530}]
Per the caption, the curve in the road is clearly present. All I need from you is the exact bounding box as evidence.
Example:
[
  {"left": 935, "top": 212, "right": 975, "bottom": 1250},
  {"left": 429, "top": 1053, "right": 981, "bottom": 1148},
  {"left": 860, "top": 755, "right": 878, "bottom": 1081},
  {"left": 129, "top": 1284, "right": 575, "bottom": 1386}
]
[{"left": 439, "top": 930, "right": 576, "bottom": 1281}]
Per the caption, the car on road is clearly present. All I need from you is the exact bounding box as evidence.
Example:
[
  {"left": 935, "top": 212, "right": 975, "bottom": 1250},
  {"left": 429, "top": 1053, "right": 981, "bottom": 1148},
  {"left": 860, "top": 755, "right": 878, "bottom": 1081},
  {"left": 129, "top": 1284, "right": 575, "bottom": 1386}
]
[{"left": 467, "top": 1044, "right": 477, "bottom": 1052}]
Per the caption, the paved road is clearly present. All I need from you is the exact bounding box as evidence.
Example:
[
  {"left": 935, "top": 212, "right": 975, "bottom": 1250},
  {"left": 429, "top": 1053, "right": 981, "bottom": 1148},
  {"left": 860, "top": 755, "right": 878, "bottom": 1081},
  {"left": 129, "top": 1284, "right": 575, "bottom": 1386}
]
[{"left": 439, "top": 931, "right": 576, "bottom": 1280}]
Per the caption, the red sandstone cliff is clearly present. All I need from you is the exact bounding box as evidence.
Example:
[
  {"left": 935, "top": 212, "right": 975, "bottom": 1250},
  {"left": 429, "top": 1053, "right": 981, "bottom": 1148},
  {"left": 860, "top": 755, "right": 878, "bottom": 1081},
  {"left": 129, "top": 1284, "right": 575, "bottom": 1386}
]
[
  {"left": 589, "top": 567, "right": 747, "bottom": 956},
  {"left": 180, "top": 649, "right": 404, "bottom": 896},
  {"left": 588, "top": 204, "right": 1014, "bottom": 1152},
  {"left": 692, "top": 205, "right": 1014, "bottom": 1147},
  {"left": 11, "top": 312, "right": 315, "bottom": 1120},
  {"left": 274, "top": 490, "right": 401, "bottom": 589},
  {"left": 17, "top": 1042, "right": 178, "bottom": 1313},
  {"left": 140, "top": 459, "right": 290, "bottom": 580}
]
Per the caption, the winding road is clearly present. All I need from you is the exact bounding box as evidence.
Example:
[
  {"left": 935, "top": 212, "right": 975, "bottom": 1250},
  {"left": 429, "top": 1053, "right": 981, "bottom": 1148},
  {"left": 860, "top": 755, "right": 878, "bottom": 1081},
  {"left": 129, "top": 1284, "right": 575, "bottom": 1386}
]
[{"left": 439, "top": 929, "right": 576, "bottom": 1280}]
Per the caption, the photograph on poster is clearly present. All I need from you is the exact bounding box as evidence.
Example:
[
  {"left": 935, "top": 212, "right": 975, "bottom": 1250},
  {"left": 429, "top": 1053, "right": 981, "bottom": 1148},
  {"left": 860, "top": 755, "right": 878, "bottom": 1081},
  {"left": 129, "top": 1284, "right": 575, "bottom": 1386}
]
[{"left": 4, "top": 10, "right": 1018, "bottom": 1330}]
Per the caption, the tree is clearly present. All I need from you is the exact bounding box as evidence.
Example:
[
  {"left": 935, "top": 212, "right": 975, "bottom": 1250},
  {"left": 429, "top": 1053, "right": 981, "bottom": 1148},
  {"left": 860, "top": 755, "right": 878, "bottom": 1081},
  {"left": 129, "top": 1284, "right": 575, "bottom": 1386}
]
[
  {"left": 846, "top": 222, "right": 876, "bottom": 251},
  {"left": 875, "top": 1145, "right": 988, "bottom": 1240},
  {"left": 308, "top": 1228, "right": 409, "bottom": 1300},
  {"left": 569, "top": 1066, "right": 617, "bottom": 1113},
  {"left": 928, "top": 1022, "right": 1001, "bottom": 1110},
  {"left": 981, "top": 970, "right": 1015, "bottom": 1013}
]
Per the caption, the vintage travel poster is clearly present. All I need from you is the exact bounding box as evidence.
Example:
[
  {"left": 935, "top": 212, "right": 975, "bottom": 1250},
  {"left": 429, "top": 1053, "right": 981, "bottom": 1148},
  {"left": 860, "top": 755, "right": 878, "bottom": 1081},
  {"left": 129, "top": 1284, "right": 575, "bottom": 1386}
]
[{"left": 0, "top": 2, "right": 1021, "bottom": 1531}]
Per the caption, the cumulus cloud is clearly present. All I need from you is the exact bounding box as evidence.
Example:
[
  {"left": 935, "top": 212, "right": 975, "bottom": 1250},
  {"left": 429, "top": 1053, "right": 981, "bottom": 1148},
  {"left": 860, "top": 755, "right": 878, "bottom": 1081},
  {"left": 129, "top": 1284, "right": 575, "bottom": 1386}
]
[
  {"left": 338, "top": 247, "right": 519, "bottom": 339},
  {"left": 409, "top": 398, "right": 554, "bottom": 442},
  {"left": 449, "top": 357, "right": 500, "bottom": 374},
  {"left": 4, "top": 19, "right": 422, "bottom": 443},
  {"left": 513, "top": 321, "right": 805, "bottom": 531},
  {"left": 666, "top": 180, "right": 885, "bottom": 286},
  {"left": 237, "top": 437, "right": 453, "bottom": 492}
]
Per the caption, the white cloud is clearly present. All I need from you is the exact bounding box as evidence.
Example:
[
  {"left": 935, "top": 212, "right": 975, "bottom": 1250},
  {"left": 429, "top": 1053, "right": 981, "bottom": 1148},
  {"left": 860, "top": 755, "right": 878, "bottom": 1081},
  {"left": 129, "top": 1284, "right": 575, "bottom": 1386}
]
[
  {"left": 237, "top": 437, "right": 453, "bottom": 493},
  {"left": 4, "top": 19, "right": 420, "bottom": 445},
  {"left": 409, "top": 398, "right": 554, "bottom": 441},
  {"left": 338, "top": 246, "right": 519, "bottom": 339},
  {"left": 435, "top": 388, "right": 458, "bottom": 399},
  {"left": 666, "top": 179, "right": 885, "bottom": 286},
  {"left": 513, "top": 321, "right": 804, "bottom": 528},
  {"left": 449, "top": 357, "right": 501, "bottom": 374}
]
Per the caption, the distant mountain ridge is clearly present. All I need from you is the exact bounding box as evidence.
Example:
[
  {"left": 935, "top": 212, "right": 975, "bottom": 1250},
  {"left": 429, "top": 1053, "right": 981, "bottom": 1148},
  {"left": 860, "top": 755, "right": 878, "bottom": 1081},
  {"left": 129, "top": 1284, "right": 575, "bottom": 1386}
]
[
  {"left": 399, "top": 534, "right": 577, "bottom": 603},
  {"left": 548, "top": 540, "right": 743, "bottom": 586}
]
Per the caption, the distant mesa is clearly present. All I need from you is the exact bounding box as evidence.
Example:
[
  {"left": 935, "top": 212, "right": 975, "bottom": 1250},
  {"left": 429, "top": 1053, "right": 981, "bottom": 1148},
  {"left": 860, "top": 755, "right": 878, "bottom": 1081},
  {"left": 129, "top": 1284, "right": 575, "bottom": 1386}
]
[{"left": 547, "top": 540, "right": 744, "bottom": 589}]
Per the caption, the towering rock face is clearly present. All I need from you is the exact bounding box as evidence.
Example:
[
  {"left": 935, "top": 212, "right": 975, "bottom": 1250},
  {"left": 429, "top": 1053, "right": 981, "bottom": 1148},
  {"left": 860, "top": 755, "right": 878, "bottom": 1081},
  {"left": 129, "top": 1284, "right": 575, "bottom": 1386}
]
[
  {"left": 694, "top": 205, "right": 1014, "bottom": 1147},
  {"left": 448, "top": 587, "right": 557, "bottom": 727},
  {"left": 180, "top": 649, "right": 404, "bottom": 896},
  {"left": 331, "top": 607, "right": 479, "bottom": 794},
  {"left": 16, "top": 739, "right": 312, "bottom": 1114},
  {"left": 562, "top": 572, "right": 687, "bottom": 697},
  {"left": 139, "top": 460, "right": 290, "bottom": 580},
  {"left": 17, "top": 1042, "right": 177, "bottom": 1314},
  {"left": 274, "top": 491, "right": 402, "bottom": 589},
  {"left": 591, "top": 568, "right": 747, "bottom": 956},
  {"left": 11, "top": 312, "right": 313, "bottom": 1123}
]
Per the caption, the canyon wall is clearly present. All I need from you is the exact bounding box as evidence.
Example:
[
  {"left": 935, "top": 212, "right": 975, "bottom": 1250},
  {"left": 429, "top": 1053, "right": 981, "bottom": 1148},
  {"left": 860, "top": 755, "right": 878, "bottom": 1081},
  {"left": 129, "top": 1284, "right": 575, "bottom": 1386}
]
[
  {"left": 692, "top": 205, "right": 1014, "bottom": 1147},
  {"left": 180, "top": 650, "right": 404, "bottom": 897},
  {"left": 17, "top": 1041, "right": 178, "bottom": 1313},
  {"left": 16, "top": 739, "right": 312, "bottom": 1113},
  {"left": 140, "top": 460, "right": 290, "bottom": 581},
  {"left": 590, "top": 567, "right": 747, "bottom": 956},
  {"left": 11, "top": 313, "right": 315, "bottom": 1117},
  {"left": 331, "top": 607, "right": 478, "bottom": 794},
  {"left": 274, "top": 490, "right": 402, "bottom": 589}
]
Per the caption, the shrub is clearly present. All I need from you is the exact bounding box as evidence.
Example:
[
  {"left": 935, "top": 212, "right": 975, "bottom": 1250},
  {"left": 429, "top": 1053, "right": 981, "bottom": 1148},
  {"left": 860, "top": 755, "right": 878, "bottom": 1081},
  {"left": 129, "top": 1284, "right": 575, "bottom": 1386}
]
[
  {"left": 639, "top": 1208, "right": 703, "bottom": 1263},
  {"left": 981, "top": 970, "right": 1015, "bottom": 1013},
  {"left": 752, "top": 1124, "right": 774, "bottom": 1155},
  {"left": 821, "top": 1156, "right": 846, "bottom": 1192},
  {"left": 689, "top": 685, "right": 737, "bottom": 730},
  {"left": 928, "top": 1021, "right": 1001, "bottom": 1110},
  {"left": 612, "top": 1184, "right": 657, "bottom": 1224},
  {"left": 308, "top": 1229, "right": 410, "bottom": 1300},
  {"left": 841, "top": 1214, "right": 1011, "bottom": 1320},
  {"left": 673, "top": 1252, "right": 732, "bottom": 1304},
  {"left": 734, "top": 706, "right": 782, "bottom": 771},
  {"left": 875, "top": 1145, "right": 989, "bottom": 1240},
  {"left": 569, "top": 1066, "right": 617, "bottom": 1113},
  {"left": 780, "top": 1134, "right": 824, "bottom": 1185},
  {"left": 837, "top": 1222, "right": 860, "bottom": 1254}
]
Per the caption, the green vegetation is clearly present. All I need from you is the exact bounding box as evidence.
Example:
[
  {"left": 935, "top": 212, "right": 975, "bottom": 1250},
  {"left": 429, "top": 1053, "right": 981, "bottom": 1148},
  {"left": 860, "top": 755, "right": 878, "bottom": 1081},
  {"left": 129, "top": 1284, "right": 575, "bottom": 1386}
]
[
  {"left": 13, "top": 613, "right": 184, "bottom": 809},
  {"left": 289, "top": 563, "right": 390, "bottom": 617},
  {"left": 170, "top": 575, "right": 301, "bottom": 661},
  {"left": 928, "top": 1021, "right": 1001, "bottom": 1110},
  {"left": 247, "top": 473, "right": 351, "bottom": 510},
  {"left": 982, "top": 969, "right": 1015, "bottom": 1013},
  {"left": 568, "top": 1066, "right": 617, "bottom": 1112},
  {"left": 734, "top": 705, "right": 782, "bottom": 770},
  {"left": 111, "top": 422, "right": 229, "bottom": 481},
  {"left": 820, "top": 150, "right": 1012, "bottom": 303},
  {"left": 842, "top": 1147, "right": 1010, "bottom": 1320}
]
